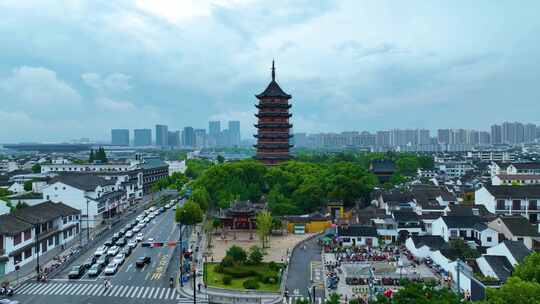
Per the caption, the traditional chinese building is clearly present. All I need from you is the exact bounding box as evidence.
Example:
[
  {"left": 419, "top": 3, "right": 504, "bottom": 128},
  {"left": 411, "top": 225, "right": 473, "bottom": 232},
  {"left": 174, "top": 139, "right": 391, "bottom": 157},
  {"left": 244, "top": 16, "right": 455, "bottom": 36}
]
[
  {"left": 217, "top": 201, "right": 262, "bottom": 230},
  {"left": 254, "top": 61, "right": 293, "bottom": 165}
]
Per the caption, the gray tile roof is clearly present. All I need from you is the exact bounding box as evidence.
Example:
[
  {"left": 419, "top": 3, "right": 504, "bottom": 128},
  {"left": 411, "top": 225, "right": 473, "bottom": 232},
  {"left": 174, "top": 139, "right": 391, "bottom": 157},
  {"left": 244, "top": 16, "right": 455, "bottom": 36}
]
[
  {"left": 500, "top": 216, "right": 540, "bottom": 237},
  {"left": 410, "top": 235, "right": 446, "bottom": 250},
  {"left": 503, "top": 240, "right": 531, "bottom": 264},
  {"left": 13, "top": 201, "right": 80, "bottom": 224},
  {"left": 51, "top": 174, "right": 115, "bottom": 191},
  {"left": 0, "top": 214, "right": 33, "bottom": 236},
  {"left": 482, "top": 255, "right": 513, "bottom": 281},
  {"left": 338, "top": 225, "right": 378, "bottom": 237},
  {"left": 485, "top": 185, "right": 540, "bottom": 198},
  {"left": 442, "top": 215, "right": 485, "bottom": 229}
]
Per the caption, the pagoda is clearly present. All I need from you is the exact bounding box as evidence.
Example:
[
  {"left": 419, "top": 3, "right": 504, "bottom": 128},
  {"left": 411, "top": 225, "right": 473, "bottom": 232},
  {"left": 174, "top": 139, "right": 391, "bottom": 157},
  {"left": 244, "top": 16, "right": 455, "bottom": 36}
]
[{"left": 254, "top": 61, "right": 293, "bottom": 165}]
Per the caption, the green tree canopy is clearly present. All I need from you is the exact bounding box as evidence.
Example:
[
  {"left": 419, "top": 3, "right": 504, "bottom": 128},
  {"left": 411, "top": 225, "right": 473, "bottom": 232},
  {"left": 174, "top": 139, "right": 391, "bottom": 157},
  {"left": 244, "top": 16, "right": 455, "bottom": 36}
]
[
  {"left": 31, "top": 163, "right": 41, "bottom": 173},
  {"left": 373, "top": 281, "right": 460, "bottom": 304},
  {"left": 225, "top": 245, "right": 247, "bottom": 264},
  {"left": 175, "top": 200, "right": 203, "bottom": 226},
  {"left": 256, "top": 211, "right": 273, "bottom": 248}
]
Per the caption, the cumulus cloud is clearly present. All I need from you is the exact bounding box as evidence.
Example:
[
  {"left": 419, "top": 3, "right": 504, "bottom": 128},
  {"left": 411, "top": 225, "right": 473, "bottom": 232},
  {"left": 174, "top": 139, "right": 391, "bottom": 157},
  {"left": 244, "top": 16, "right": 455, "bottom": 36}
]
[
  {"left": 95, "top": 97, "right": 136, "bottom": 111},
  {"left": 82, "top": 73, "right": 132, "bottom": 92}
]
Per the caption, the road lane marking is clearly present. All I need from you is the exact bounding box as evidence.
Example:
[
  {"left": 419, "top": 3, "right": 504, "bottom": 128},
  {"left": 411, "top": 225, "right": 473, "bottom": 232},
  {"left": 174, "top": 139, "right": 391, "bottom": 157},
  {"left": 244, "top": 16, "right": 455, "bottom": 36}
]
[
  {"left": 88, "top": 284, "right": 100, "bottom": 295},
  {"left": 79, "top": 284, "right": 92, "bottom": 295},
  {"left": 113, "top": 285, "right": 125, "bottom": 297},
  {"left": 141, "top": 286, "right": 151, "bottom": 298},
  {"left": 121, "top": 285, "right": 131, "bottom": 297},
  {"left": 46, "top": 283, "right": 65, "bottom": 295},
  {"left": 158, "top": 287, "right": 166, "bottom": 299},
  {"left": 136, "top": 285, "right": 145, "bottom": 298},
  {"left": 56, "top": 283, "right": 71, "bottom": 295},
  {"left": 70, "top": 284, "right": 85, "bottom": 295},
  {"left": 34, "top": 283, "right": 53, "bottom": 294},
  {"left": 16, "top": 284, "right": 32, "bottom": 293},
  {"left": 31, "top": 283, "right": 50, "bottom": 294}
]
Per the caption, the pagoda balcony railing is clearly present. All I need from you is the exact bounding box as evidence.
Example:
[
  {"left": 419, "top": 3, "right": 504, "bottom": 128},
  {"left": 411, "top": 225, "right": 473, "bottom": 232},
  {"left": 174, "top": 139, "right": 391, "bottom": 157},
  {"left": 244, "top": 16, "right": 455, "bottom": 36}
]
[
  {"left": 254, "top": 123, "right": 293, "bottom": 129},
  {"left": 255, "top": 103, "right": 291, "bottom": 109},
  {"left": 253, "top": 134, "right": 293, "bottom": 139},
  {"left": 255, "top": 155, "right": 292, "bottom": 160},
  {"left": 254, "top": 143, "right": 293, "bottom": 149},
  {"left": 255, "top": 112, "right": 292, "bottom": 118}
]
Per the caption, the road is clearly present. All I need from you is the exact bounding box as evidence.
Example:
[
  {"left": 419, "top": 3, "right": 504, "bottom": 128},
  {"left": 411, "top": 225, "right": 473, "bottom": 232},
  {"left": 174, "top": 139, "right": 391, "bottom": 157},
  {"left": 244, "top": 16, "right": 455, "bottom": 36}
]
[
  {"left": 285, "top": 237, "right": 325, "bottom": 304},
  {"left": 8, "top": 198, "right": 202, "bottom": 304}
]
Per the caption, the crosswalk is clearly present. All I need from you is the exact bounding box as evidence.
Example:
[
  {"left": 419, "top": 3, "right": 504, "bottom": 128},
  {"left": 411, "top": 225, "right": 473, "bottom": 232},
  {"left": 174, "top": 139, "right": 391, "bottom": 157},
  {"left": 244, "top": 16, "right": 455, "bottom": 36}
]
[
  {"left": 286, "top": 296, "right": 323, "bottom": 304},
  {"left": 15, "top": 282, "right": 201, "bottom": 301}
]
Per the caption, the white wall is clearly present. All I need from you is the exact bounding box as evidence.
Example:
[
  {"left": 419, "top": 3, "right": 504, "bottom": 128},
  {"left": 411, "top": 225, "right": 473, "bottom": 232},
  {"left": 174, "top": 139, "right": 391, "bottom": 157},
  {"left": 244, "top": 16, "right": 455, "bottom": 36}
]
[
  {"left": 475, "top": 187, "right": 496, "bottom": 213},
  {"left": 486, "top": 243, "right": 518, "bottom": 266},
  {"left": 431, "top": 217, "right": 448, "bottom": 241},
  {"left": 476, "top": 257, "right": 498, "bottom": 279}
]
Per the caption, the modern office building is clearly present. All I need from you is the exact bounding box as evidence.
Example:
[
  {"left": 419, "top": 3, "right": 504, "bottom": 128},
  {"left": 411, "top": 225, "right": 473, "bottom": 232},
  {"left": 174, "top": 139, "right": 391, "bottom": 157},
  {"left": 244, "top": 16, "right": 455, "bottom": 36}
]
[
  {"left": 134, "top": 129, "right": 152, "bottom": 146},
  {"left": 491, "top": 124, "right": 502, "bottom": 144},
  {"left": 208, "top": 121, "right": 221, "bottom": 148},
  {"left": 111, "top": 129, "right": 129, "bottom": 146},
  {"left": 168, "top": 131, "right": 181, "bottom": 147},
  {"left": 155, "top": 124, "right": 168, "bottom": 147},
  {"left": 194, "top": 129, "right": 207, "bottom": 148}
]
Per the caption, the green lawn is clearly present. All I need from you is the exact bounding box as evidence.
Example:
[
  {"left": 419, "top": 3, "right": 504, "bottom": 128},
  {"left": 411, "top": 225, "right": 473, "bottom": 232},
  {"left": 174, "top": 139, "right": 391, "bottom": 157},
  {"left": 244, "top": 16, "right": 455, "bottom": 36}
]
[{"left": 204, "top": 262, "right": 282, "bottom": 292}]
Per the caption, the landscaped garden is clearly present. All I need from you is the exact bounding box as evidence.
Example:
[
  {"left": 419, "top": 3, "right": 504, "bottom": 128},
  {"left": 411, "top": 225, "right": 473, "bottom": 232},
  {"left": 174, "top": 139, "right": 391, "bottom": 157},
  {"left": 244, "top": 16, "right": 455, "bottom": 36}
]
[{"left": 204, "top": 245, "right": 284, "bottom": 292}]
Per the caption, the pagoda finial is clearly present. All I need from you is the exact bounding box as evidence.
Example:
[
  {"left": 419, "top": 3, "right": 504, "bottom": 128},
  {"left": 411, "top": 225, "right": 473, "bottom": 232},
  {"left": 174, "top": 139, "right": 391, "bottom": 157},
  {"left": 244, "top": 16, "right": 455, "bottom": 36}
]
[{"left": 271, "top": 60, "right": 275, "bottom": 81}]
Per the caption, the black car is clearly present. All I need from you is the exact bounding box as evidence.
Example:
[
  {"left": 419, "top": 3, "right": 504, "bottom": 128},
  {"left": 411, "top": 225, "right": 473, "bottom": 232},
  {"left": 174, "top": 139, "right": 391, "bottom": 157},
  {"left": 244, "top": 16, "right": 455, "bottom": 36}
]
[
  {"left": 103, "top": 239, "right": 114, "bottom": 247},
  {"left": 87, "top": 263, "right": 103, "bottom": 277},
  {"left": 83, "top": 256, "right": 96, "bottom": 268},
  {"left": 96, "top": 255, "right": 110, "bottom": 266},
  {"left": 116, "top": 237, "right": 127, "bottom": 247},
  {"left": 112, "top": 232, "right": 121, "bottom": 241},
  {"left": 121, "top": 246, "right": 132, "bottom": 257},
  {"left": 68, "top": 265, "right": 85, "bottom": 279},
  {"left": 135, "top": 256, "right": 151, "bottom": 267},
  {"left": 159, "top": 207, "right": 165, "bottom": 213}
]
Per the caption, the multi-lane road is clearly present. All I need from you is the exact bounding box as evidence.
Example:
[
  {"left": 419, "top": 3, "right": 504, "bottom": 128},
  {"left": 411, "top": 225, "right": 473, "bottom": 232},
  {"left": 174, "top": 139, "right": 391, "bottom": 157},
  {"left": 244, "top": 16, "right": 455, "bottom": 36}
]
[{"left": 9, "top": 199, "right": 201, "bottom": 304}]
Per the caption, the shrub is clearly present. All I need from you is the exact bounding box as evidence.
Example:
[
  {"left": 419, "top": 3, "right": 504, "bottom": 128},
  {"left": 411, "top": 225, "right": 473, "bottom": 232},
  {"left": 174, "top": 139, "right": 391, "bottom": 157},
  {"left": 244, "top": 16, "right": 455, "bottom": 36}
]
[
  {"left": 268, "top": 261, "right": 280, "bottom": 271},
  {"left": 222, "top": 266, "right": 256, "bottom": 278},
  {"left": 222, "top": 275, "right": 232, "bottom": 285},
  {"left": 267, "top": 276, "right": 277, "bottom": 284},
  {"left": 220, "top": 256, "right": 234, "bottom": 268},
  {"left": 243, "top": 279, "right": 260, "bottom": 290},
  {"left": 215, "top": 264, "right": 224, "bottom": 273},
  {"left": 226, "top": 245, "right": 247, "bottom": 264},
  {"left": 248, "top": 246, "right": 264, "bottom": 265}
]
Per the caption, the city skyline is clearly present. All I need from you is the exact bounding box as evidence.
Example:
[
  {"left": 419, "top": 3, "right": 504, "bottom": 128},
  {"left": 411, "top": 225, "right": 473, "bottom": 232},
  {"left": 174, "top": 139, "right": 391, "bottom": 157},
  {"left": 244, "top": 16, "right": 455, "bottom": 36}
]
[{"left": 1, "top": 1, "right": 540, "bottom": 143}]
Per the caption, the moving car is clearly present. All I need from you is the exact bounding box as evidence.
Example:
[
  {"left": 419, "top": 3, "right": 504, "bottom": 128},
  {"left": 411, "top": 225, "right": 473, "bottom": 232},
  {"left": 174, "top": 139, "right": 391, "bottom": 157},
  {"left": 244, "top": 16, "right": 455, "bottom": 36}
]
[
  {"left": 104, "top": 263, "right": 118, "bottom": 275},
  {"left": 0, "top": 299, "right": 19, "bottom": 304},
  {"left": 112, "top": 232, "right": 121, "bottom": 241},
  {"left": 96, "top": 255, "right": 110, "bottom": 266},
  {"left": 83, "top": 256, "right": 96, "bottom": 268},
  {"left": 113, "top": 253, "right": 126, "bottom": 265},
  {"left": 125, "top": 231, "right": 134, "bottom": 238},
  {"left": 135, "top": 233, "right": 144, "bottom": 242},
  {"left": 95, "top": 246, "right": 108, "bottom": 257},
  {"left": 121, "top": 246, "right": 132, "bottom": 257},
  {"left": 127, "top": 240, "right": 137, "bottom": 249},
  {"left": 132, "top": 226, "right": 141, "bottom": 233},
  {"left": 68, "top": 265, "right": 85, "bottom": 279},
  {"left": 103, "top": 239, "right": 114, "bottom": 247},
  {"left": 87, "top": 263, "right": 103, "bottom": 277},
  {"left": 116, "top": 237, "right": 127, "bottom": 247},
  {"left": 135, "top": 256, "right": 151, "bottom": 268},
  {"left": 107, "top": 246, "right": 119, "bottom": 256}
]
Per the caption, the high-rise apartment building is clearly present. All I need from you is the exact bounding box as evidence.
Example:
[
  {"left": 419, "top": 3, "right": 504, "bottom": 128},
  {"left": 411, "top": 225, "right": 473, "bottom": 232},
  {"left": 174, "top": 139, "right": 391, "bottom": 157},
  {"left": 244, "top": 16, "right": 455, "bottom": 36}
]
[
  {"left": 111, "top": 129, "right": 129, "bottom": 146},
  {"left": 491, "top": 124, "right": 502, "bottom": 144},
  {"left": 194, "top": 129, "right": 207, "bottom": 148},
  {"left": 208, "top": 121, "right": 221, "bottom": 147},
  {"left": 437, "top": 129, "right": 451, "bottom": 144},
  {"left": 134, "top": 129, "right": 152, "bottom": 146},
  {"left": 168, "top": 131, "right": 180, "bottom": 147},
  {"left": 155, "top": 124, "right": 168, "bottom": 147},
  {"left": 376, "top": 131, "right": 391, "bottom": 147},
  {"left": 182, "top": 126, "right": 195, "bottom": 147},
  {"left": 228, "top": 121, "right": 241, "bottom": 147},
  {"left": 525, "top": 123, "right": 537, "bottom": 143}
]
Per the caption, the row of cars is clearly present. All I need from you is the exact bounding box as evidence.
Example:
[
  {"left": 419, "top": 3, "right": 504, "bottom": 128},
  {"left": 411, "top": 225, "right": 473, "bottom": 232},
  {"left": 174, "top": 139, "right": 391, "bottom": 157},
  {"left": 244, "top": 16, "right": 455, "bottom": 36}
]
[{"left": 68, "top": 207, "right": 165, "bottom": 279}]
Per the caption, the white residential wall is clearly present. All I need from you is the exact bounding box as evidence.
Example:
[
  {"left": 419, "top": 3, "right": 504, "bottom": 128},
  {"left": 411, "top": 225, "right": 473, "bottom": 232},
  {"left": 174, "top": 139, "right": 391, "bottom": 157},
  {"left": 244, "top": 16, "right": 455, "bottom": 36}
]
[
  {"left": 475, "top": 187, "right": 496, "bottom": 213},
  {"left": 341, "top": 236, "right": 379, "bottom": 247},
  {"left": 476, "top": 257, "right": 498, "bottom": 279},
  {"left": 486, "top": 243, "right": 518, "bottom": 266},
  {"left": 431, "top": 218, "right": 449, "bottom": 241},
  {"left": 42, "top": 183, "right": 99, "bottom": 228},
  {"left": 405, "top": 238, "right": 431, "bottom": 260},
  {"left": 480, "top": 228, "right": 498, "bottom": 247}
]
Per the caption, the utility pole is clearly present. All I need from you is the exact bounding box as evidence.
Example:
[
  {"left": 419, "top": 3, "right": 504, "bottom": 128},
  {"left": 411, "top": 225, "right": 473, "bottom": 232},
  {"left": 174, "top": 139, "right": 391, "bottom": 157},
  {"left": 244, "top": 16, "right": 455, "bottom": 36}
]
[
  {"left": 193, "top": 266, "right": 197, "bottom": 304},
  {"left": 34, "top": 223, "right": 40, "bottom": 279},
  {"left": 86, "top": 199, "right": 90, "bottom": 243},
  {"left": 456, "top": 259, "right": 462, "bottom": 296},
  {"left": 179, "top": 222, "right": 184, "bottom": 287}
]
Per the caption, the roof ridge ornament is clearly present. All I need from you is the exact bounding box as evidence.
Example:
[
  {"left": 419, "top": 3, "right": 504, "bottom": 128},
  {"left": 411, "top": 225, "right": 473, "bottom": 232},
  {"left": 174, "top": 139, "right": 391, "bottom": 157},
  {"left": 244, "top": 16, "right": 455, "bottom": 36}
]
[{"left": 271, "top": 60, "right": 275, "bottom": 81}]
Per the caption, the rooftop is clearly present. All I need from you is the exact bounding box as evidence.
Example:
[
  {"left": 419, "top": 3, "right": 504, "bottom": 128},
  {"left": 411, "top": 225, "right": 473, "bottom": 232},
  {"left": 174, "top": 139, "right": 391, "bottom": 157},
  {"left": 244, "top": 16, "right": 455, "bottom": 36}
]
[
  {"left": 51, "top": 174, "right": 115, "bottom": 191},
  {"left": 484, "top": 185, "right": 540, "bottom": 198},
  {"left": 255, "top": 61, "right": 291, "bottom": 99}
]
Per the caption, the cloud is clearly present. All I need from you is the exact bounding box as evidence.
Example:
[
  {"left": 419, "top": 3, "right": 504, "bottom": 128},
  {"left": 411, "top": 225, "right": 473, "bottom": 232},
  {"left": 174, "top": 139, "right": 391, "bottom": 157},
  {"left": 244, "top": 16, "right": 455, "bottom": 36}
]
[
  {"left": 0, "top": 66, "right": 81, "bottom": 107},
  {"left": 82, "top": 73, "right": 132, "bottom": 92},
  {"left": 95, "top": 97, "right": 136, "bottom": 111}
]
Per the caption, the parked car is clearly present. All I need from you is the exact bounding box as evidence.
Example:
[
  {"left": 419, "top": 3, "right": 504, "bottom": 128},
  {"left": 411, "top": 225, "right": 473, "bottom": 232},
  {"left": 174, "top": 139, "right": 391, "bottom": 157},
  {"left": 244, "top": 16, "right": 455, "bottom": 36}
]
[
  {"left": 104, "top": 263, "right": 118, "bottom": 275},
  {"left": 96, "top": 255, "right": 110, "bottom": 266},
  {"left": 68, "top": 265, "right": 85, "bottom": 279},
  {"left": 135, "top": 256, "right": 151, "bottom": 267},
  {"left": 112, "top": 232, "right": 121, "bottom": 241},
  {"left": 113, "top": 253, "right": 126, "bottom": 265},
  {"left": 95, "top": 246, "right": 108, "bottom": 257},
  {"left": 107, "top": 246, "right": 119, "bottom": 256},
  {"left": 87, "top": 263, "right": 103, "bottom": 277},
  {"left": 83, "top": 256, "right": 96, "bottom": 268}
]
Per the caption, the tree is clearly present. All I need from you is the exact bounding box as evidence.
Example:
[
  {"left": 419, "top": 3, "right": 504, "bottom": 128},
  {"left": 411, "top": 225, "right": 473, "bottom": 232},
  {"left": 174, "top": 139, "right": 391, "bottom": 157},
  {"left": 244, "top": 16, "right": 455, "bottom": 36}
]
[
  {"left": 256, "top": 211, "right": 273, "bottom": 248},
  {"left": 449, "top": 239, "right": 480, "bottom": 259},
  {"left": 482, "top": 277, "right": 540, "bottom": 304},
  {"left": 175, "top": 200, "right": 203, "bottom": 226},
  {"left": 31, "top": 163, "right": 41, "bottom": 173},
  {"left": 23, "top": 180, "right": 33, "bottom": 192},
  {"left": 512, "top": 252, "right": 540, "bottom": 283},
  {"left": 225, "top": 245, "right": 247, "bottom": 264},
  {"left": 373, "top": 281, "right": 460, "bottom": 304},
  {"left": 191, "top": 187, "right": 210, "bottom": 211},
  {"left": 248, "top": 246, "right": 264, "bottom": 264},
  {"left": 325, "top": 293, "right": 341, "bottom": 304},
  {"left": 217, "top": 155, "right": 225, "bottom": 164},
  {"left": 89, "top": 149, "right": 95, "bottom": 163}
]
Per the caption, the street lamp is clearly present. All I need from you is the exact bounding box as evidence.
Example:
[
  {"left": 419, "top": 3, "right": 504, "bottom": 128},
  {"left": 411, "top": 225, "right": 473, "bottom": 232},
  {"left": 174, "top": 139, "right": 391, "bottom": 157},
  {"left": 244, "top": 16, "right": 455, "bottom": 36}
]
[{"left": 178, "top": 222, "right": 184, "bottom": 287}]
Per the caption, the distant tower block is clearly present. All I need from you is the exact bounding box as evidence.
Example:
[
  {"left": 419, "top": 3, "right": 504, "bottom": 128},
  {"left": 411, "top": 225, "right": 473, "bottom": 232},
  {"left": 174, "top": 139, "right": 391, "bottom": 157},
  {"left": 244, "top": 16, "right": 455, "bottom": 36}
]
[{"left": 254, "top": 61, "right": 293, "bottom": 165}]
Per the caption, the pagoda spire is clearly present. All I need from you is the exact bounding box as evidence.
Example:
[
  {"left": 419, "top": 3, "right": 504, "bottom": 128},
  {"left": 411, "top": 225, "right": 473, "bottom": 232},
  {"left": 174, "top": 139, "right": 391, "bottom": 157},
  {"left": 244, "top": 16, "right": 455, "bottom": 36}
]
[{"left": 271, "top": 60, "right": 275, "bottom": 81}]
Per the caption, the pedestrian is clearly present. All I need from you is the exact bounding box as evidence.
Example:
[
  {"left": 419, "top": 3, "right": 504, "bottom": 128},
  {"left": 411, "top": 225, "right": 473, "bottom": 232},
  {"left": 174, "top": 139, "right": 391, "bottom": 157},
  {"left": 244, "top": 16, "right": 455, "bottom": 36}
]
[{"left": 198, "top": 282, "right": 201, "bottom": 292}]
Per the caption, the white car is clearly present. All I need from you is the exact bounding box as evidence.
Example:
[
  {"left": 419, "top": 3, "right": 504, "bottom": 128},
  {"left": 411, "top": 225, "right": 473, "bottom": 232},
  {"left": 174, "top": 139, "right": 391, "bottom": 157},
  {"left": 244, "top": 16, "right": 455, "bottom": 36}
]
[
  {"left": 104, "top": 263, "right": 119, "bottom": 275},
  {"left": 136, "top": 233, "right": 144, "bottom": 242},
  {"left": 128, "top": 240, "right": 137, "bottom": 249},
  {"left": 147, "top": 238, "right": 154, "bottom": 243},
  {"left": 95, "top": 246, "right": 108, "bottom": 257},
  {"left": 125, "top": 231, "right": 134, "bottom": 238},
  {"left": 107, "top": 246, "right": 119, "bottom": 256},
  {"left": 113, "top": 253, "right": 125, "bottom": 265},
  {"left": 133, "top": 226, "right": 141, "bottom": 233}
]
